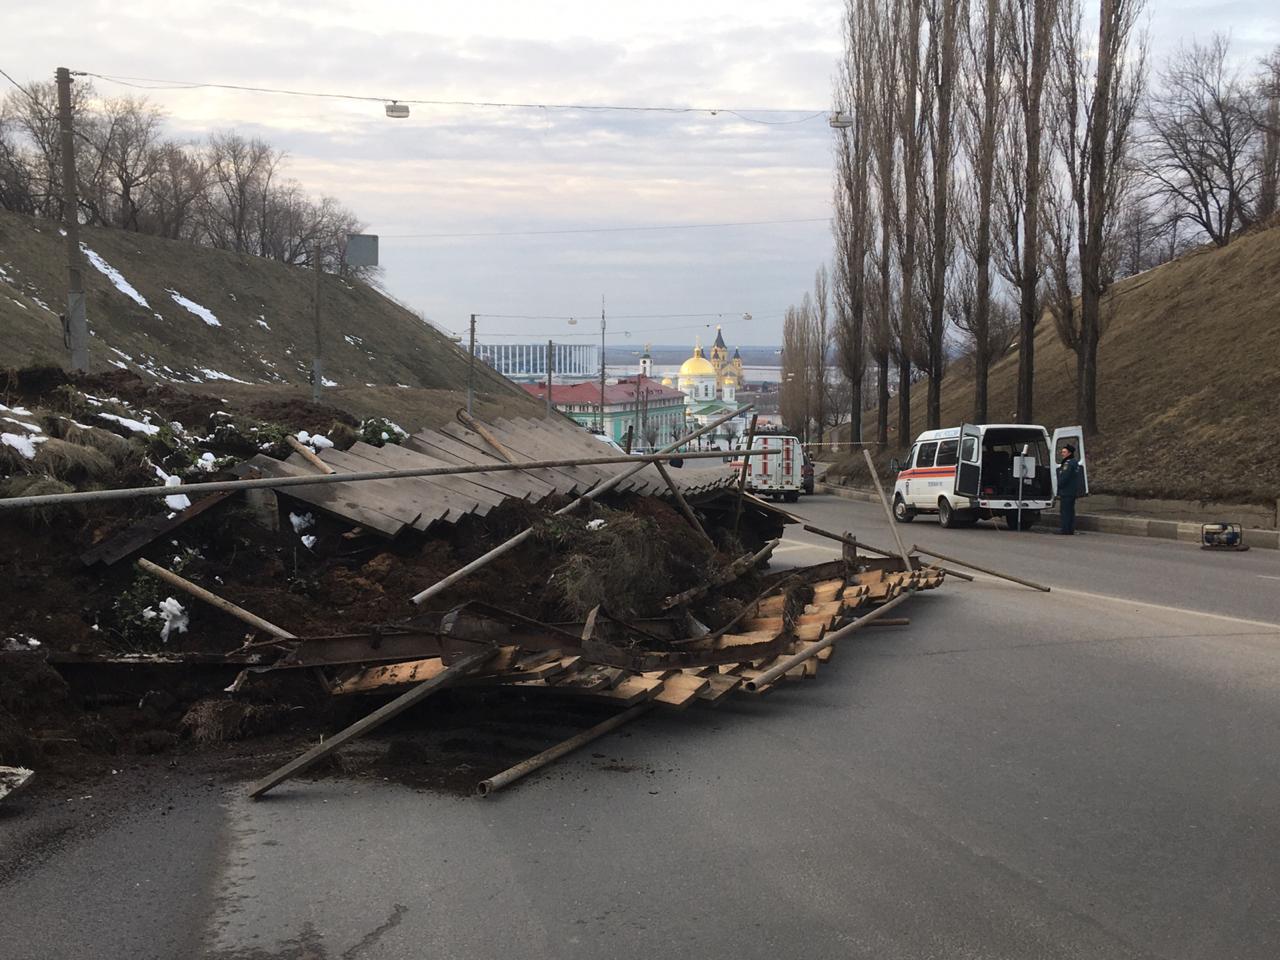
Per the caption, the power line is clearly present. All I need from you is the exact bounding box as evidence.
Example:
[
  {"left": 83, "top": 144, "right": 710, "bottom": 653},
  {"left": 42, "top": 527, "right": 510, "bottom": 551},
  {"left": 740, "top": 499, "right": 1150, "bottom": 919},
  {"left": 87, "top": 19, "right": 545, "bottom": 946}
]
[
  {"left": 385, "top": 216, "right": 831, "bottom": 239},
  {"left": 73, "top": 70, "right": 830, "bottom": 125}
]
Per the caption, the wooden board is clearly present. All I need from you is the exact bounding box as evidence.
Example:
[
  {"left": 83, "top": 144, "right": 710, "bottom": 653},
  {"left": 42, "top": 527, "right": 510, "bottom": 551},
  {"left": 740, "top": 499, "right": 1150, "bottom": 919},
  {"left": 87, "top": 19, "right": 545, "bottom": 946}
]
[
  {"left": 234, "top": 456, "right": 406, "bottom": 537},
  {"left": 331, "top": 657, "right": 446, "bottom": 694},
  {"left": 650, "top": 672, "right": 709, "bottom": 709},
  {"left": 321, "top": 446, "right": 479, "bottom": 524},
  {"left": 406, "top": 431, "right": 549, "bottom": 501},
  {"left": 347, "top": 441, "right": 504, "bottom": 514}
]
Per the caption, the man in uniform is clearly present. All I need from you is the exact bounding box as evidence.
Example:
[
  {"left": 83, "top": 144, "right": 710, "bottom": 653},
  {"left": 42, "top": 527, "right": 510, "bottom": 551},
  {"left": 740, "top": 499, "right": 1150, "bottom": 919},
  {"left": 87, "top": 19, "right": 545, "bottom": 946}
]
[{"left": 1055, "top": 443, "right": 1081, "bottom": 535}]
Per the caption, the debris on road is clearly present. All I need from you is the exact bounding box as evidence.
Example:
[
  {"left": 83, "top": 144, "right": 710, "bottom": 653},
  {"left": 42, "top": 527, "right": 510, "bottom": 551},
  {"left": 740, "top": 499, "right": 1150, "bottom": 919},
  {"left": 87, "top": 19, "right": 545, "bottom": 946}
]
[
  {"left": 0, "top": 370, "right": 950, "bottom": 798},
  {"left": 0, "top": 766, "right": 34, "bottom": 801}
]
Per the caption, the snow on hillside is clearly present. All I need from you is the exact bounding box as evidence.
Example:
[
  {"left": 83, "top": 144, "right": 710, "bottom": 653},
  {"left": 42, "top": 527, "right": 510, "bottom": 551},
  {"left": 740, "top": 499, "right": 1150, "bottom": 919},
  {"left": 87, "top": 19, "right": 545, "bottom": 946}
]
[
  {"left": 80, "top": 244, "right": 150, "bottom": 309},
  {"left": 167, "top": 289, "right": 220, "bottom": 327}
]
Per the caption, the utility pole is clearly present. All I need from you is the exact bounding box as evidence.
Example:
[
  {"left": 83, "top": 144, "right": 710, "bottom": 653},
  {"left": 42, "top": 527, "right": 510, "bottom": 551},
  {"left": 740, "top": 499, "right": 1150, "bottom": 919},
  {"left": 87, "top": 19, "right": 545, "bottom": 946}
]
[
  {"left": 55, "top": 67, "right": 88, "bottom": 373},
  {"left": 599, "top": 295, "right": 606, "bottom": 435},
  {"left": 467, "top": 314, "right": 477, "bottom": 415},
  {"left": 545, "top": 339, "right": 553, "bottom": 418},
  {"left": 311, "top": 244, "right": 324, "bottom": 402}
]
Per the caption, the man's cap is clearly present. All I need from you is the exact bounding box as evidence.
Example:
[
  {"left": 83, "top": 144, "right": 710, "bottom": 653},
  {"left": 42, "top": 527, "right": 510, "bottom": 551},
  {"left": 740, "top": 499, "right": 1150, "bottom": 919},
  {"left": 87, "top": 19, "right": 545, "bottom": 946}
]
[{"left": 1061, "top": 443, "right": 1076, "bottom": 454}]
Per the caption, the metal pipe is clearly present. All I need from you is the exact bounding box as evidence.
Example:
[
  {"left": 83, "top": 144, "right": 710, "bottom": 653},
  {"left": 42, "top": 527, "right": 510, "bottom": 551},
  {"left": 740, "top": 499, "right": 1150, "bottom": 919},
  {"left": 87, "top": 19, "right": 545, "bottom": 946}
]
[
  {"left": 862, "top": 448, "right": 913, "bottom": 571},
  {"left": 801, "top": 524, "right": 976, "bottom": 582},
  {"left": 410, "top": 405, "right": 755, "bottom": 605},
  {"left": 0, "top": 446, "right": 762, "bottom": 512},
  {"left": 910, "top": 544, "right": 1051, "bottom": 593},
  {"left": 476, "top": 703, "right": 653, "bottom": 797},
  {"left": 743, "top": 590, "right": 912, "bottom": 691}
]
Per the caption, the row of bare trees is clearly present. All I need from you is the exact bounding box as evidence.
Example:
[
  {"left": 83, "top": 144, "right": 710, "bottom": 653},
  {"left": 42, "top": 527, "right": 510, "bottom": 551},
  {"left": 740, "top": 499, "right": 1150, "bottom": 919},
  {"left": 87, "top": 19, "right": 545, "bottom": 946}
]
[
  {"left": 0, "top": 78, "right": 367, "bottom": 270},
  {"left": 828, "top": 0, "right": 1280, "bottom": 443}
]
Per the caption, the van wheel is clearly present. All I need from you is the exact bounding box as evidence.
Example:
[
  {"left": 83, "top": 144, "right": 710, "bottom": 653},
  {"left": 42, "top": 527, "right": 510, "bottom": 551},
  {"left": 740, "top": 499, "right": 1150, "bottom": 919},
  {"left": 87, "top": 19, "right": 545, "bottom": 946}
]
[
  {"left": 1005, "top": 509, "right": 1039, "bottom": 530},
  {"left": 893, "top": 495, "right": 914, "bottom": 523},
  {"left": 938, "top": 498, "right": 959, "bottom": 529},
  {"left": 784, "top": 491, "right": 800, "bottom": 503}
]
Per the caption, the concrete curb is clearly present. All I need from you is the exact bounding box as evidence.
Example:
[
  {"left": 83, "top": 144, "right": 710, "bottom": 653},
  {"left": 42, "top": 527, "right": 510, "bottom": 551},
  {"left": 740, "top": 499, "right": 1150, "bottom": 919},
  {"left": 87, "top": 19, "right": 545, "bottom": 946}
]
[{"left": 815, "top": 482, "right": 1280, "bottom": 551}]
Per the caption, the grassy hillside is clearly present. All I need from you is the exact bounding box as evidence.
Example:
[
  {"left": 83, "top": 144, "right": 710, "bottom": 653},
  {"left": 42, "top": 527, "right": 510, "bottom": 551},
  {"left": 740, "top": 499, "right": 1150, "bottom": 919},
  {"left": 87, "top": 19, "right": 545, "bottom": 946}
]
[
  {"left": 0, "top": 208, "right": 528, "bottom": 413},
  {"left": 831, "top": 222, "right": 1280, "bottom": 504}
]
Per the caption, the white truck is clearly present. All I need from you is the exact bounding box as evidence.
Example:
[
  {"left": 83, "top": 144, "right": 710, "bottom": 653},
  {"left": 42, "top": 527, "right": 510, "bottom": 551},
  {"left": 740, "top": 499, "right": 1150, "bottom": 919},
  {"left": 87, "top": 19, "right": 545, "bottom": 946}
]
[
  {"left": 891, "top": 423, "right": 1087, "bottom": 530},
  {"left": 731, "top": 434, "right": 805, "bottom": 503}
]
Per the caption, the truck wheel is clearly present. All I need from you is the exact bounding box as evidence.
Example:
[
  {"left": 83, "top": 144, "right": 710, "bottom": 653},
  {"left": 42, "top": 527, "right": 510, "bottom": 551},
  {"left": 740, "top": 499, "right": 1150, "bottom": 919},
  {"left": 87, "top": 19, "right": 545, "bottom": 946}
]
[
  {"left": 893, "top": 495, "right": 914, "bottom": 523},
  {"left": 938, "top": 498, "right": 958, "bottom": 529}
]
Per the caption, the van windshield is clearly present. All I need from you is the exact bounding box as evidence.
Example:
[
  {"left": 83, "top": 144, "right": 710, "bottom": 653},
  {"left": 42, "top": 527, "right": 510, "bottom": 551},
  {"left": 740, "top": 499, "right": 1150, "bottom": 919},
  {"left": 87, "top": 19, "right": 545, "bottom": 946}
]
[{"left": 980, "top": 429, "right": 1051, "bottom": 498}]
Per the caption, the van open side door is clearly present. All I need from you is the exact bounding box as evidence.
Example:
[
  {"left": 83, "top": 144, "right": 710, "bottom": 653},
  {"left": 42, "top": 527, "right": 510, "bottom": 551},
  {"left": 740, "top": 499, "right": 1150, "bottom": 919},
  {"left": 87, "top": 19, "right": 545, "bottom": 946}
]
[
  {"left": 1050, "top": 426, "right": 1088, "bottom": 496},
  {"left": 954, "top": 423, "right": 982, "bottom": 498}
]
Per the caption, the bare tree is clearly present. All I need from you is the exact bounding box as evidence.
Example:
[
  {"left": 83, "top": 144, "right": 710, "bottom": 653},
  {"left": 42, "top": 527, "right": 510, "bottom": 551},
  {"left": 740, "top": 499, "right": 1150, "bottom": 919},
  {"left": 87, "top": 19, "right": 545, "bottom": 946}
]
[
  {"left": 833, "top": 0, "right": 874, "bottom": 444},
  {"left": 895, "top": 0, "right": 927, "bottom": 443},
  {"left": 1002, "top": 0, "right": 1057, "bottom": 422},
  {"left": 868, "top": 0, "right": 899, "bottom": 444},
  {"left": 921, "top": 0, "right": 963, "bottom": 430},
  {"left": 959, "top": 0, "right": 1008, "bottom": 421},
  {"left": 1050, "top": 0, "right": 1148, "bottom": 434},
  {"left": 1144, "top": 35, "right": 1259, "bottom": 246},
  {"left": 201, "top": 131, "right": 280, "bottom": 254},
  {"left": 1258, "top": 47, "right": 1280, "bottom": 220},
  {"left": 141, "top": 141, "right": 207, "bottom": 240},
  {"left": 810, "top": 266, "right": 832, "bottom": 445},
  {"left": 83, "top": 96, "right": 167, "bottom": 230},
  {"left": 781, "top": 303, "right": 814, "bottom": 440}
]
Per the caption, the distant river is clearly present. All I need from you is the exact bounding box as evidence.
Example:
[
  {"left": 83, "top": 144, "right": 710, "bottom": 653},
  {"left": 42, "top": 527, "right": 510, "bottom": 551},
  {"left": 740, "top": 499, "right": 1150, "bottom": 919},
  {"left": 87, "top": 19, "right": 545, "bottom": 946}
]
[{"left": 605, "top": 364, "right": 782, "bottom": 385}]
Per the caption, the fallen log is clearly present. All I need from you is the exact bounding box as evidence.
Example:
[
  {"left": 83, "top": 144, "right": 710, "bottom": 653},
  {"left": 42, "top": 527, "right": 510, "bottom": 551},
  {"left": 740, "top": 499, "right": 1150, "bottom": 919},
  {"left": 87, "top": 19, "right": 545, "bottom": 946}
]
[
  {"left": 135, "top": 558, "right": 296, "bottom": 640},
  {"left": 800, "top": 524, "right": 976, "bottom": 582},
  {"left": 659, "top": 539, "right": 779, "bottom": 610},
  {"left": 862, "top": 449, "right": 914, "bottom": 571}
]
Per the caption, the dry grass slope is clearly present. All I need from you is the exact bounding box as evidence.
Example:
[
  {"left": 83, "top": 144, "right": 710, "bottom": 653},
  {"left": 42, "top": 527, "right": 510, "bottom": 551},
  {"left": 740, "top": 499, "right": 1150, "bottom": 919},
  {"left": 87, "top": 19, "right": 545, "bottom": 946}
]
[
  {"left": 834, "top": 222, "right": 1280, "bottom": 503},
  {"left": 0, "top": 208, "right": 530, "bottom": 418}
]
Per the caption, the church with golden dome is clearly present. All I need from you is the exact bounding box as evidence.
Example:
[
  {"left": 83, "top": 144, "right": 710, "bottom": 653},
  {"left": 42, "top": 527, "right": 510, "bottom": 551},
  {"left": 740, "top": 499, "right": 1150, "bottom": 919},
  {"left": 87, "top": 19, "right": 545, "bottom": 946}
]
[{"left": 663, "top": 326, "right": 745, "bottom": 406}]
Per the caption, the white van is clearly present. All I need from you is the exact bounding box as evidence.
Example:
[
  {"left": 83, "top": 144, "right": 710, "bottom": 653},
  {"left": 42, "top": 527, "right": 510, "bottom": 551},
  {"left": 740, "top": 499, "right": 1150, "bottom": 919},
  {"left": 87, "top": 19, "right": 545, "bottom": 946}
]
[
  {"left": 891, "top": 423, "right": 1087, "bottom": 529},
  {"left": 730, "top": 433, "right": 805, "bottom": 503}
]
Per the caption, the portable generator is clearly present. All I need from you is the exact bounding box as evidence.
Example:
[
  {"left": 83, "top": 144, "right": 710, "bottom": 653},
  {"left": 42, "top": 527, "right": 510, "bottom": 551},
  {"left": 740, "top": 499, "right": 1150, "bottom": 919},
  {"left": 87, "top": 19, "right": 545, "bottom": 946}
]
[{"left": 1201, "top": 523, "right": 1249, "bottom": 551}]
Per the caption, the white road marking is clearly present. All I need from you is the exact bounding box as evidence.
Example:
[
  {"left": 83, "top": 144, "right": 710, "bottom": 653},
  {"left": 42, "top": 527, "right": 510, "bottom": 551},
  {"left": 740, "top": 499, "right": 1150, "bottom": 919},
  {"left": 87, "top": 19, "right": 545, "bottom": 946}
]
[
  {"left": 1258, "top": 575, "right": 1280, "bottom": 581},
  {"left": 1042, "top": 585, "right": 1280, "bottom": 632}
]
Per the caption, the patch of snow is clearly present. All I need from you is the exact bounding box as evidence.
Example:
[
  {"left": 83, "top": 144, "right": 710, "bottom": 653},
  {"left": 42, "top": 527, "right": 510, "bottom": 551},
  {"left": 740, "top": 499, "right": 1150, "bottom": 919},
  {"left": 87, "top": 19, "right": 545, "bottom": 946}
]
[
  {"left": 2, "top": 415, "right": 41, "bottom": 433},
  {"left": 296, "top": 431, "right": 334, "bottom": 450},
  {"left": 321, "top": 377, "right": 338, "bottom": 387},
  {"left": 228, "top": 292, "right": 237, "bottom": 301},
  {"left": 97, "top": 412, "right": 160, "bottom": 436},
  {"left": 301, "top": 534, "right": 317, "bottom": 550},
  {"left": 0, "top": 404, "right": 33, "bottom": 416},
  {"left": 289, "top": 512, "right": 315, "bottom": 534},
  {"left": 2, "top": 432, "right": 47, "bottom": 459},
  {"left": 256, "top": 315, "right": 270, "bottom": 330},
  {"left": 585, "top": 518, "right": 608, "bottom": 531},
  {"left": 80, "top": 244, "right": 150, "bottom": 308},
  {"left": 343, "top": 335, "right": 364, "bottom": 346},
  {"left": 153, "top": 466, "right": 191, "bottom": 511},
  {"left": 9, "top": 297, "right": 28, "bottom": 310},
  {"left": 197, "top": 367, "right": 252, "bottom": 384},
  {"left": 30, "top": 295, "right": 53, "bottom": 313},
  {"left": 108, "top": 359, "right": 129, "bottom": 370},
  {"left": 196, "top": 452, "right": 217, "bottom": 472},
  {"left": 110, "top": 347, "right": 133, "bottom": 361},
  {"left": 166, "top": 289, "right": 220, "bottom": 327},
  {"left": 143, "top": 597, "right": 189, "bottom": 642}
]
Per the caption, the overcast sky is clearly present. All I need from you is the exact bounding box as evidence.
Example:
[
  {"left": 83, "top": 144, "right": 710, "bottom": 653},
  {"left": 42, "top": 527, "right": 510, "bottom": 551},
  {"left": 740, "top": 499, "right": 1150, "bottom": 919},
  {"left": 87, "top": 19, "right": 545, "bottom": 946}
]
[{"left": 4, "top": 1, "right": 1277, "bottom": 346}]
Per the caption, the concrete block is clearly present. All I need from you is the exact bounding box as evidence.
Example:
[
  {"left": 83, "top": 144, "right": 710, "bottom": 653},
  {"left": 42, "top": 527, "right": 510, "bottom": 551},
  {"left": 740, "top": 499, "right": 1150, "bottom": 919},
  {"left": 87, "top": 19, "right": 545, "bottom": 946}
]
[
  {"left": 1246, "top": 529, "right": 1280, "bottom": 551},
  {"left": 1147, "top": 520, "right": 1179, "bottom": 540},
  {"left": 1176, "top": 522, "right": 1203, "bottom": 543}
]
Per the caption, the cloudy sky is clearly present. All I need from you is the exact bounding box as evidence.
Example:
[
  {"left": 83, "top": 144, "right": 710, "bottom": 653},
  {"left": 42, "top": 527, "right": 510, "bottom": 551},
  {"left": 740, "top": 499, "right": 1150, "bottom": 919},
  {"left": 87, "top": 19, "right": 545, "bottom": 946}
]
[{"left": 4, "top": 1, "right": 1278, "bottom": 346}]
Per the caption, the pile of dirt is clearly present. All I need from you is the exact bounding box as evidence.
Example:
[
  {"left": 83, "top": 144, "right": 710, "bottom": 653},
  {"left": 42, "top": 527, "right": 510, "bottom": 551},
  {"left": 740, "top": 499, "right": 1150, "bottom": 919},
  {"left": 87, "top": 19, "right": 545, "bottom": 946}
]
[{"left": 829, "top": 222, "right": 1280, "bottom": 504}]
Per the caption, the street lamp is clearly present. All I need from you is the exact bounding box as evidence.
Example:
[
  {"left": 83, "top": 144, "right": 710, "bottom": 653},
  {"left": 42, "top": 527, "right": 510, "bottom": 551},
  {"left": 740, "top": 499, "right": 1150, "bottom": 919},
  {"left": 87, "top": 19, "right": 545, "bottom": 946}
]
[
  {"left": 385, "top": 101, "right": 410, "bottom": 119},
  {"left": 828, "top": 110, "right": 854, "bottom": 130}
]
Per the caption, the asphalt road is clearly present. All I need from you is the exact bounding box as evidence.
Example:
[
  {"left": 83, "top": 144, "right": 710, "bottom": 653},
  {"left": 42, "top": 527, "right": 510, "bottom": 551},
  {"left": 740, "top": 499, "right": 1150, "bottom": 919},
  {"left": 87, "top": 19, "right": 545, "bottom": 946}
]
[{"left": 3, "top": 493, "right": 1279, "bottom": 959}]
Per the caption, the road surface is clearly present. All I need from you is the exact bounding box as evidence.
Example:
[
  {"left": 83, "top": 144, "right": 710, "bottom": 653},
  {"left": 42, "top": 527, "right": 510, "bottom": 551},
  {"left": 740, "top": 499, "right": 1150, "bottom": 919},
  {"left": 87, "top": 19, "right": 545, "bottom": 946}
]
[{"left": 3, "top": 494, "right": 1278, "bottom": 959}]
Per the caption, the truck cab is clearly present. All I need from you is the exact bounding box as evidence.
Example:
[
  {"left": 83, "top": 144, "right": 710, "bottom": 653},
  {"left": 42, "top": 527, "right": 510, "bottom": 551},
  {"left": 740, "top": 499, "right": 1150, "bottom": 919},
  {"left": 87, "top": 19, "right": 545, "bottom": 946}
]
[{"left": 891, "top": 423, "right": 1087, "bottom": 530}]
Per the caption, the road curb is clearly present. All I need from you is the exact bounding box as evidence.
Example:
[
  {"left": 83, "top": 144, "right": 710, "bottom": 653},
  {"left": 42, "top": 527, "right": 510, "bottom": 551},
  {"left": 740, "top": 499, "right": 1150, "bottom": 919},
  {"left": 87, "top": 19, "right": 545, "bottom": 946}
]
[{"left": 815, "top": 482, "right": 1280, "bottom": 550}]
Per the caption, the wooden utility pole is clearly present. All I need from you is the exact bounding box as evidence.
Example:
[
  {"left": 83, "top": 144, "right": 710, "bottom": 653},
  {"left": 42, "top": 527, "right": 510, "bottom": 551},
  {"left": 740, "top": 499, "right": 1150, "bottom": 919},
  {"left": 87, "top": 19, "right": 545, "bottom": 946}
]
[
  {"left": 311, "top": 245, "right": 323, "bottom": 402},
  {"left": 467, "top": 313, "right": 477, "bottom": 415},
  {"left": 598, "top": 296, "right": 607, "bottom": 434},
  {"left": 545, "top": 339, "right": 553, "bottom": 417},
  {"left": 55, "top": 67, "right": 88, "bottom": 373}
]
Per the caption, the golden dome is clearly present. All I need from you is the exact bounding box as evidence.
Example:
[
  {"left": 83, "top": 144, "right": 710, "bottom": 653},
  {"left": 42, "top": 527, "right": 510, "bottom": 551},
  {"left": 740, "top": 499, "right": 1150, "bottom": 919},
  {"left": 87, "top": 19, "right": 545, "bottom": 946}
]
[
  {"left": 679, "top": 355, "right": 716, "bottom": 377},
  {"left": 661, "top": 376, "right": 674, "bottom": 386},
  {"left": 722, "top": 374, "right": 737, "bottom": 386}
]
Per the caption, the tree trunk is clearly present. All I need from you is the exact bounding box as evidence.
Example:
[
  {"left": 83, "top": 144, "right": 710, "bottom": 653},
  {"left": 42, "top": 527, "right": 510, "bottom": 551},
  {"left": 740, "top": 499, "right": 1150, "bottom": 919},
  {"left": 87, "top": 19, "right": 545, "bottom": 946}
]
[{"left": 972, "top": 0, "right": 998, "bottom": 423}]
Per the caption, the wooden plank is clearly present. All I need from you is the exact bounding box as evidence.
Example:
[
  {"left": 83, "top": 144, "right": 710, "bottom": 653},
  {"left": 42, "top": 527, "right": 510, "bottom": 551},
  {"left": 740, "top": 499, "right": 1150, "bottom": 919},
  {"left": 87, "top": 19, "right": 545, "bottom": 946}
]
[
  {"left": 331, "top": 657, "right": 447, "bottom": 694},
  {"left": 488, "top": 418, "right": 609, "bottom": 493},
  {"left": 439, "top": 422, "right": 581, "bottom": 495},
  {"left": 329, "top": 444, "right": 486, "bottom": 519},
  {"left": 695, "top": 671, "right": 742, "bottom": 704},
  {"left": 650, "top": 672, "right": 709, "bottom": 709},
  {"left": 248, "top": 645, "right": 496, "bottom": 798},
  {"left": 406, "top": 431, "right": 547, "bottom": 501},
  {"left": 314, "top": 448, "right": 453, "bottom": 529},
  {"left": 712, "top": 630, "right": 779, "bottom": 649},
  {"left": 80, "top": 489, "right": 238, "bottom": 566},
  {"left": 741, "top": 617, "right": 785, "bottom": 633},
  {"left": 516, "top": 673, "right": 661, "bottom": 706},
  {"left": 232, "top": 456, "right": 406, "bottom": 537},
  {"left": 529, "top": 418, "right": 648, "bottom": 493},
  {"left": 348, "top": 441, "right": 504, "bottom": 513}
]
